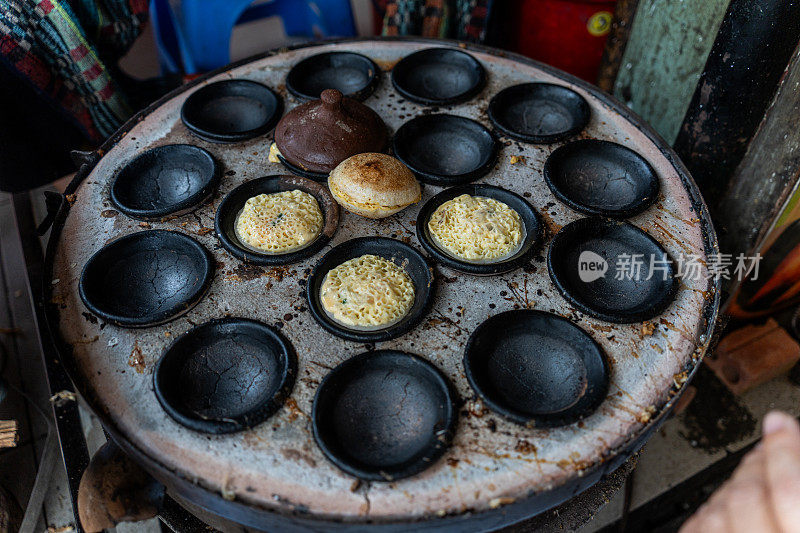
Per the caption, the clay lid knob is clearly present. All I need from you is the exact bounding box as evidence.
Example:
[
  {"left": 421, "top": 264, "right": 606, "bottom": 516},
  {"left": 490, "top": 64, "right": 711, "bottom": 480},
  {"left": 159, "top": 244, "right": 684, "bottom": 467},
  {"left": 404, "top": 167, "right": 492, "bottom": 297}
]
[{"left": 321, "top": 89, "right": 343, "bottom": 110}]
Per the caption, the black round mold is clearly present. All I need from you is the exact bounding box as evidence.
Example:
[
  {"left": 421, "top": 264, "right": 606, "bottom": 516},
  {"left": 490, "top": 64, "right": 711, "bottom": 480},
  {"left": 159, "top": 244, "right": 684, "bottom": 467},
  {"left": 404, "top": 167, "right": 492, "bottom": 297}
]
[
  {"left": 464, "top": 310, "right": 609, "bottom": 427},
  {"left": 392, "top": 114, "right": 498, "bottom": 186},
  {"left": 548, "top": 218, "right": 678, "bottom": 323},
  {"left": 181, "top": 79, "right": 282, "bottom": 143},
  {"left": 110, "top": 144, "right": 219, "bottom": 221},
  {"left": 391, "top": 47, "right": 485, "bottom": 105},
  {"left": 312, "top": 350, "right": 457, "bottom": 481},
  {"left": 306, "top": 237, "right": 435, "bottom": 342},
  {"left": 276, "top": 153, "right": 330, "bottom": 182},
  {"left": 544, "top": 140, "right": 660, "bottom": 218},
  {"left": 78, "top": 230, "right": 214, "bottom": 328},
  {"left": 488, "top": 83, "right": 590, "bottom": 143},
  {"left": 286, "top": 51, "right": 380, "bottom": 101},
  {"left": 154, "top": 318, "right": 296, "bottom": 434},
  {"left": 416, "top": 184, "right": 543, "bottom": 275},
  {"left": 215, "top": 175, "right": 340, "bottom": 265}
]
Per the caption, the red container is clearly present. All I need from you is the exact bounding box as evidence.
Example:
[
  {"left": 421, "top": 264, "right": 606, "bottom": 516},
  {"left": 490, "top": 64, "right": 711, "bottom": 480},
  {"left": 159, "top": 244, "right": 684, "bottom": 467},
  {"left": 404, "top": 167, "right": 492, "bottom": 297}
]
[{"left": 507, "top": 0, "right": 616, "bottom": 83}]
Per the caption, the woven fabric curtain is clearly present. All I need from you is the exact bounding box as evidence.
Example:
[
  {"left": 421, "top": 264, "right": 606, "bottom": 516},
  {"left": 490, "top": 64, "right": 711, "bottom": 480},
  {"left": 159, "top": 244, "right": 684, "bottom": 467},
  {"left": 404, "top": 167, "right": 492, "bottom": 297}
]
[
  {"left": 0, "top": 0, "right": 148, "bottom": 142},
  {"left": 375, "top": 0, "right": 492, "bottom": 43}
]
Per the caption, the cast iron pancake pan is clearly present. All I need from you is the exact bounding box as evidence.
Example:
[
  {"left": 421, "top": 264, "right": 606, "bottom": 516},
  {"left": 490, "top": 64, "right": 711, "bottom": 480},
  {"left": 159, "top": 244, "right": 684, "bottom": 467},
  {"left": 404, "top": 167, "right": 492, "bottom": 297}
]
[
  {"left": 78, "top": 230, "right": 214, "bottom": 327},
  {"left": 548, "top": 218, "right": 678, "bottom": 323},
  {"left": 154, "top": 317, "right": 297, "bottom": 434},
  {"left": 416, "top": 184, "right": 543, "bottom": 275},
  {"left": 181, "top": 80, "right": 282, "bottom": 143},
  {"left": 110, "top": 144, "right": 219, "bottom": 220},
  {"left": 306, "top": 237, "right": 435, "bottom": 342},
  {"left": 391, "top": 47, "right": 485, "bottom": 105},
  {"left": 275, "top": 153, "right": 330, "bottom": 182},
  {"left": 286, "top": 51, "right": 379, "bottom": 101},
  {"left": 312, "top": 350, "right": 457, "bottom": 481},
  {"left": 215, "top": 174, "right": 340, "bottom": 265},
  {"left": 488, "top": 83, "right": 590, "bottom": 143},
  {"left": 464, "top": 310, "right": 608, "bottom": 427},
  {"left": 392, "top": 114, "right": 498, "bottom": 186},
  {"left": 544, "top": 140, "right": 659, "bottom": 218}
]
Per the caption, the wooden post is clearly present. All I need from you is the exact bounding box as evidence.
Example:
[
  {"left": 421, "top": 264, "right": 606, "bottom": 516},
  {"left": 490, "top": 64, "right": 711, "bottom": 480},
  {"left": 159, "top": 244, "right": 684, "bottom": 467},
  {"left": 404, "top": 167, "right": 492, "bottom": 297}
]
[
  {"left": 610, "top": 0, "right": 730, "bottom": 143},
  {"left": 673, "top": 0, "right": 800, "bottom": 203},
  {"left": 716, "top": 44, "right": 800, "bottom": 261}
]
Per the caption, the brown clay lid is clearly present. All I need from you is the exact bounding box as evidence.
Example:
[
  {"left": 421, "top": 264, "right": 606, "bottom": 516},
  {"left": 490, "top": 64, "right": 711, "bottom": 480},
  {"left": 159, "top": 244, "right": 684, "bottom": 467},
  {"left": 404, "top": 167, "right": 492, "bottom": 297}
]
[{"left": 274, "top": 89, "right": 388, "bottom": 174}]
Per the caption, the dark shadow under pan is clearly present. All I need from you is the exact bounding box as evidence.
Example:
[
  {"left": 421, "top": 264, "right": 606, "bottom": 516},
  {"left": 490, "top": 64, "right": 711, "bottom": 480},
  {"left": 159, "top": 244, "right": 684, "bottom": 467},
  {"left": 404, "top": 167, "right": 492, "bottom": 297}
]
[
  {"left": 464, "top": 310, "right": 609, "bottom": 427},
  {"left": 78, "top": 230, "right": 214, "bottom": 327},
  {"left": 154, "top": 318, "right": 296, "bottom": 434},
  {"left": 392, "top": 114, "right": 498, "bottom": 186},
  {"left": 312, "top": 350, "right": 457, "bottom": 481},
  {"left": 111, "top": 144, "right": 219, "bottom": 220},
  {"left": 548, "top": 218, "right": 678, "bottom": 323},
  {"left": 391, "top": 47, "right": 485, "bottom": 105},
  {"left": 286, "top": 51, "right": 379, "bottom": 101},
  {"left": 306, "top": 237, "right": 435, "bottom": 342},
  {"left": 181, "top": 79, "right": 282, "bottom": 143},
  {"left": 215, "top": 175, "right": 340, "bottom": 265},
  {"left": 544, "top": 140, "right": 659, "bottom": 218},
  {"left": 416, "top": 184, "right": 543, "bottom": 275},
  {"left": 488, "top": 83, "right": 590, "bottom": 143}
]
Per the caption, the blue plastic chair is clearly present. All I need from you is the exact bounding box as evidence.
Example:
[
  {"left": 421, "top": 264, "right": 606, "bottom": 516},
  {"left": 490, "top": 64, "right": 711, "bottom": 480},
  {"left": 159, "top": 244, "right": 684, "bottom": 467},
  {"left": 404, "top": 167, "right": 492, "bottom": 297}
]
[{"left": 150, "top": 0, "right": 357, "bottom": 74}]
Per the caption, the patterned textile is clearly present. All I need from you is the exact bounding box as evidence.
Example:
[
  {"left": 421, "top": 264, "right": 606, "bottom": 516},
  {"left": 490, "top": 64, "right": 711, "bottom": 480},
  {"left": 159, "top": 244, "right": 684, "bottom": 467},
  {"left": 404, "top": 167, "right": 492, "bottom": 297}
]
[
  {"left": 0, "top": 0, "right": 148, "bottom": 142},
  {"left": 375, "top": 0, "right": 491, "bottom": 42}
]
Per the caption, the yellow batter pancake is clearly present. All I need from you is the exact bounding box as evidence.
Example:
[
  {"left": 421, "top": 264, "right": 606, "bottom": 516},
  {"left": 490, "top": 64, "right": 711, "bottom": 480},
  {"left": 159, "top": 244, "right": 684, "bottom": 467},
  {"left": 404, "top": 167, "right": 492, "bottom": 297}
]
[
  {"left": 320, "top": 254, "right": 415, "bottom": 329},
  {"left": 235, "top": 190, "right": 323, "bottom": 254},
  {"left": 428, "top": 194, "right": 524, "bottom": 262}
]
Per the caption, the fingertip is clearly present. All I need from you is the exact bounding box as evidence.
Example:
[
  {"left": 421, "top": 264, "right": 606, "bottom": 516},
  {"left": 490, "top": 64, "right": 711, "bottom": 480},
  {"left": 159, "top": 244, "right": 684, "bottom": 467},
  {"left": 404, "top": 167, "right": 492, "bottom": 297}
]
[{"left": 763, "top": 411, "right": 799, "bottom": 436}]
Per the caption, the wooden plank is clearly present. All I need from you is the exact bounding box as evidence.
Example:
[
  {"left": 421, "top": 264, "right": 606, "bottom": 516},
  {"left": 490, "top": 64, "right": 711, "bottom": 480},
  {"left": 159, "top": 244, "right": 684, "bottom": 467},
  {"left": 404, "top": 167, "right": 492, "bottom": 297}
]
[
  {"left": 597, "top": 0, "right": 640, "bottom": 93},
  {"left": 612, "top": 0, "right": 730, "bottom": 143}
]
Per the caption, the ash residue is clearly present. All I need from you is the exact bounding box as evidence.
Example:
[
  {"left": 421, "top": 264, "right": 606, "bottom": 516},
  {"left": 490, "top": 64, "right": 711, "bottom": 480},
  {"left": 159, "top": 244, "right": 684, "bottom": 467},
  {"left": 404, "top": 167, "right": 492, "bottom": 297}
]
[{"left": 678, "top": 366, "right": 756, "bottom": 453}]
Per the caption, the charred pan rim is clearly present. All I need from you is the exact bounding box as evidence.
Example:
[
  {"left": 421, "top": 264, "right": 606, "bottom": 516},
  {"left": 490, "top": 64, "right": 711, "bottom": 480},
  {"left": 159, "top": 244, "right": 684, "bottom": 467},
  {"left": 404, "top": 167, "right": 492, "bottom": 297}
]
[
  {"left": 110, "top": 144, "right": 220, "bottom": 221},
  {"left": 463, "top": 310, "right": 610, "bottom": 427},
  {"left": 153, "top": 317, "right": 297, "bottom": 434},
  {"left": 180, "top": 79, "right": 283, "bottom": 143},
  {"left": 214, "top": 175, "right": 340, "bottom": 265},
  {"left": 286, "top": 51, "right": 380, "bottom": 101},
  {"left": 391, "top": 47, "right": 486, "bottom": 105},
  {"left": 276, "top": 153, "right": 330, "bottom": 182},
  {"left": 78, "top": 230, "right": 215, "bottom": 328},
  {"left": 43, "top": 38, "right": 721, "bottom": 530},
  {"left": 312, "top": 350, "right": 457, "bottom": 481},
  {"left": 392, "top": 114, "right": 499, "bottom": 186},
  {"left": 416, "top": 184, "right": 543, "bottom": 275},
  {"left": 543, "top": 140, "right": 660, "bottom": 218},
  {"left": 306, "top": 237, "right": 436, "bottom": 342},
  {"left": 487, "top": 83, "right": 591, "bottom": 143},
  {"left": 547, "top": 217, "right": 679, "bottom": 323}
]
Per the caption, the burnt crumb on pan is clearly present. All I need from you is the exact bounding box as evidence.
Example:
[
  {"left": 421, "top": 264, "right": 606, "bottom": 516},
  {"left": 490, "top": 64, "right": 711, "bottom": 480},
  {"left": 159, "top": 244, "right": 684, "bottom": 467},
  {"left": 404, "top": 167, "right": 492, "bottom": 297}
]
[
  {"left": 128, "top": 341, "right": 146, "bottom": 374},
  {"left": 514, "top": 440, "right": 536, "bottom": 454},
  {"left": 225, "top": 263, "right": 267, "bottom": 282},
  {"left": 81, "top": 312, "right": 98, "bottom": 324},
  {"left": 225, "top": 170, "right": 236, "bottom": 176},
  {"left": 101, "top": 209, "right": 118, "bottom": 218}
]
